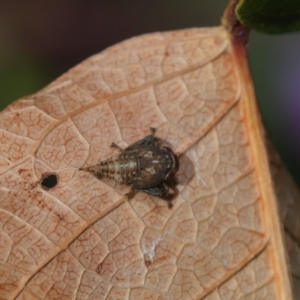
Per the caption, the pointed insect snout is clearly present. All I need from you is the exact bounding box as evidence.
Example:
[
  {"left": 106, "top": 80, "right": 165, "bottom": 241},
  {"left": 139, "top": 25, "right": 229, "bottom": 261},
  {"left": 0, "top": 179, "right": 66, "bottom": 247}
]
[{"left": 79, "top": 165, "right": 101, "bottom": 174}]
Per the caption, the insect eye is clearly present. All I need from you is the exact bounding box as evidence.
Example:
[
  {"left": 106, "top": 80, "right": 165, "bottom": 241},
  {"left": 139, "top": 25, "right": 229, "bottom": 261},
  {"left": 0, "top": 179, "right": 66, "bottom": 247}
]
[
  {"left": 162, "top": 146, "right": 172, "bottom": 152},
  {"left": 165, "top": 162, "right": 179, "bottom": 180},
  {"left": 162, "top": 147, "right": 179, "bottom": 180}
]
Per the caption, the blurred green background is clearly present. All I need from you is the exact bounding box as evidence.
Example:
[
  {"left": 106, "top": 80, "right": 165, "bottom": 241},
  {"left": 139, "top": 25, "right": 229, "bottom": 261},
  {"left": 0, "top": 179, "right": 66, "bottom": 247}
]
[{"left": 1, "top": 0, "right": 300, "bottom": 185}]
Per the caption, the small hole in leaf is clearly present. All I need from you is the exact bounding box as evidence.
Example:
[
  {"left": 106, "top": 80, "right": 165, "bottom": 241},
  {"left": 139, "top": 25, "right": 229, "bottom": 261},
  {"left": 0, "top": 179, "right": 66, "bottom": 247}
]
[{"left": 40, "top": 173, "right": 58, "bottom": 189}]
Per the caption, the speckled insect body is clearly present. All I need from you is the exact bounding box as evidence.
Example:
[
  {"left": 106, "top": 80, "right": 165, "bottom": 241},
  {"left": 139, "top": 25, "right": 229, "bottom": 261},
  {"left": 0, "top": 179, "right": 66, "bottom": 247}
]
[{"left": 80, "top": 129, "right": 179, "bottom": 207}]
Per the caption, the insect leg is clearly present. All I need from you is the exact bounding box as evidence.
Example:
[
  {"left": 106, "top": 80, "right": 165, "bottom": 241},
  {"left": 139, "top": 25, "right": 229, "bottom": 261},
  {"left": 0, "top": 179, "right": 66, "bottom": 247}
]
[
  {"left": 150, "top": 127, "right": 156, "bottom": 135},
  {"left": 140, "top": 182, "right": 168, "bottom": 196},
  {"left": 140, "top": 183, "right": 175, "bottom": 208},
  {"left": 125, "top": 187, "right": 138, "bottom": 199},
  {"left": 110, "top": 142, "right": 123, "bottom": 151},
  {"left": 122, "top": 127, "right": 161, "bottom": 151}
]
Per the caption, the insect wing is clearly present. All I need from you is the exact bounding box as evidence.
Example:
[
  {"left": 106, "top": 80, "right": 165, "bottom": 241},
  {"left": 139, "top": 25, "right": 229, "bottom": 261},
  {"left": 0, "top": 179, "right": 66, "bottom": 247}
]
[
  {"left": 124, "top": 135, "right": 161, "bottom": 151},
  {"left": 140, "top": 183, "right": 169, "bottom": 197},
  {"left": 131, "top": 167, "right": 165, "bottom": 189},
  {"left": 130, "top": 146, "right": 166, "bottom": 189}
]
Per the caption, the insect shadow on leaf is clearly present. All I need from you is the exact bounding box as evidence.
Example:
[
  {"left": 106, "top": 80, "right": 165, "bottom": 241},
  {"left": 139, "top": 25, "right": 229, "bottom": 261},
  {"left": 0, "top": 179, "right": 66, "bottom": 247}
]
[{"left": 79, "top": 128, "right": 179, "bottom": 208}]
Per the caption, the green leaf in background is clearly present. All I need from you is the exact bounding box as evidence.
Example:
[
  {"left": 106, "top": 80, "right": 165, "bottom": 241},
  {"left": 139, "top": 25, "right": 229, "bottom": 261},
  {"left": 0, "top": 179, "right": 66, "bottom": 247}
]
[
  {"left": 0, "top": 58, "right": 56, "bottom": 110},
  {"left": 236, "top": 0, "right": 300, "bottom": 34}
]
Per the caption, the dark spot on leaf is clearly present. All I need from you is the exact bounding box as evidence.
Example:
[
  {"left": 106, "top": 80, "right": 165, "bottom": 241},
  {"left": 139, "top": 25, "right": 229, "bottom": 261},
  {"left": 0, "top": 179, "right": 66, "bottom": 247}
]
[
  {"left": 144, "top": 259, "right": 152, "bottom": 267},
  {"left": 144, "top": 254, "right": 152, "bottom": 267},
  {"left": 56, "top": 213, "right": 65, "bottom": 221},
  {"left": 18, "top": 169, "right": 26, "bottom": 175},
  {"left": 40, "top": 173, "right": 58, "bottom": 190},
  {"left": 96, "top": 263, "right": 103, "bottom": 273}
]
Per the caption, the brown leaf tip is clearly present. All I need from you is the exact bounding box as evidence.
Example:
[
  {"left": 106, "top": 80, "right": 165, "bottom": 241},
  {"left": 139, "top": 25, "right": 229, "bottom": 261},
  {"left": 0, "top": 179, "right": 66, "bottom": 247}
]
[{"left": 222, "top": 0, "right": 250, "bottom": 46}]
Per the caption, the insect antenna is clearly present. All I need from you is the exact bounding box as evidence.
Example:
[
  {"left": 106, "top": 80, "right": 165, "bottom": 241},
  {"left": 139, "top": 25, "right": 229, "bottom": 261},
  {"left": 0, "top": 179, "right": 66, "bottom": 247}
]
[{"left": 110, "top": 142, "right": 123, "bottom": 152}]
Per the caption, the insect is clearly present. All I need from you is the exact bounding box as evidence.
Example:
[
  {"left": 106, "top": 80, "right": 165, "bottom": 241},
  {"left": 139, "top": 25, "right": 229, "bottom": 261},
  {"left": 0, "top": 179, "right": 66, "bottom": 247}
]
[{"left": 80, "top": 128, "right": 179, "bottom": 208}]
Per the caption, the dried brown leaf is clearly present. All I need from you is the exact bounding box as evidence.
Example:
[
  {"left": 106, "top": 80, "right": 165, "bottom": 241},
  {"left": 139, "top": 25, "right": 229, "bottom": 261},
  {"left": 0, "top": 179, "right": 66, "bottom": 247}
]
[{"left": 0, "top": 27, "right": 294, "bottom": 299}]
